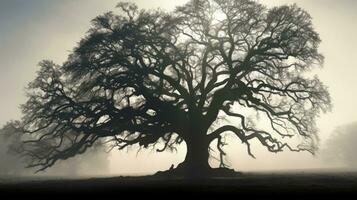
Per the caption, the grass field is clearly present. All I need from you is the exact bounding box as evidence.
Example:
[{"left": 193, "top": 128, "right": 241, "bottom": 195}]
[{"left": 1, "top": 169, "right": 357, "bottom": 198}]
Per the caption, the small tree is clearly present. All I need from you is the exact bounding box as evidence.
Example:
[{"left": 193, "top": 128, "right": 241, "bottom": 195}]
[{"left": 15, "top": 0, "right": 331, "bottom": 177}]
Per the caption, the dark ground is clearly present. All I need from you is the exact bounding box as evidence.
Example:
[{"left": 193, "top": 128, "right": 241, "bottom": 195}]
[{"left": 1, "top": 170, "right": 357, "bottom": 199}]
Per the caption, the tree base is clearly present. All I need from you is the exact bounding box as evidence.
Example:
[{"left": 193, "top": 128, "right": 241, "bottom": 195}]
[{"left": 154, "top": 165, "right": 242, "bottom": 179}]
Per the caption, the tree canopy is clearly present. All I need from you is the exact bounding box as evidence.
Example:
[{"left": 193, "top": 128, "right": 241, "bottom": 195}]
[{"left": 11, "top": 0, "right": 331, "bottom": 174}]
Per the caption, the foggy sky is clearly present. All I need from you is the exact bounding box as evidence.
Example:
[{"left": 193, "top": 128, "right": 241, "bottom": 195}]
[{"left": 1, "top": 0, "right": 357, "bottom": 175}]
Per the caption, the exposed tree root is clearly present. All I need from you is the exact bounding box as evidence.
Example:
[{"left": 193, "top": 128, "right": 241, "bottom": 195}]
[{"left": 155, "top": 164, "right": 242, "bottom": 179}]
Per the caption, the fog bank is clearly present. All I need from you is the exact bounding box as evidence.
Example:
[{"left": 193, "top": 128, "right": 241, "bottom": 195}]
[{"left": 0, "top": 127, "right": 110, "bottom": 177}]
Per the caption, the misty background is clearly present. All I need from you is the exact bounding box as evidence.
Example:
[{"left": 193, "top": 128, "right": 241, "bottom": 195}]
[{"left": 1, "top": 0, "right": 357, "bottom": 176}]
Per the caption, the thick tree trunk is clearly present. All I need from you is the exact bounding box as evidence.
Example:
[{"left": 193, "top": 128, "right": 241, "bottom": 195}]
[
  {"left": 156, "top": 129, "right": 239, "bottom": 178},
  {"left": 175, "top": 132, "right": 211, "bottom": 178}
]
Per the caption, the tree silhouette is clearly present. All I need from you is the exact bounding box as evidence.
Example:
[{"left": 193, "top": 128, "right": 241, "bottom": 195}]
[{"left": 15, "top": 0, "right": 331, "bottom": 177}]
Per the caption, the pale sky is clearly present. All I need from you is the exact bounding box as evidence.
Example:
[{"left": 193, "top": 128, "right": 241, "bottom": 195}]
[{"left": 1, "top": 0, "right": 357, "bottom": 175}]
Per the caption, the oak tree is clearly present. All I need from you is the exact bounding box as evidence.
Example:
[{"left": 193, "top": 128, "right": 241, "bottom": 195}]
[{"left": 15, "top": 0, "right": 331, "bottom": 177}]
